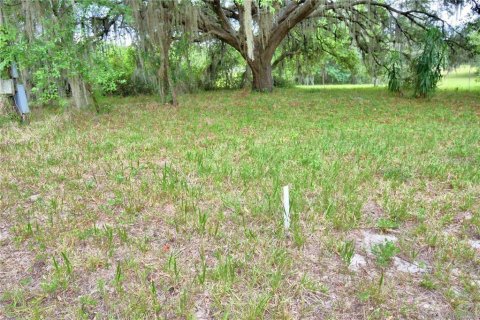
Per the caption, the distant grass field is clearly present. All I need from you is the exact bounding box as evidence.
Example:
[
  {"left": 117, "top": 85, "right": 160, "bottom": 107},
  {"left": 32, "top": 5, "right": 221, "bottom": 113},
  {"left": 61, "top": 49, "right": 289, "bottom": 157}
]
[
  {"left": 297, "top": 64, "right": 479, "bottom": 91},
  {"left": 439, "top": 65, "right": 480, "bottom": 90},
  {"left": 1, "top": 88, "right": 479, "bottom": 319},
  {"left": 297, "top": 83, "right": 376, "bottom": 89}
]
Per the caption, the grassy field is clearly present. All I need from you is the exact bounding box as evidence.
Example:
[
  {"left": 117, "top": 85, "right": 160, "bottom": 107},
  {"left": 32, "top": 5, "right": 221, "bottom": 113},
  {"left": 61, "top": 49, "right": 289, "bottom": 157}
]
[
  {"left": 1, "top": 87, "right": 479, "bottom": 319},
  {"left": 439, "top": 65, "right": 480, "bottom": 90},
  {"left": 297, "top": 65, "right": 479, "bottom": 91}
]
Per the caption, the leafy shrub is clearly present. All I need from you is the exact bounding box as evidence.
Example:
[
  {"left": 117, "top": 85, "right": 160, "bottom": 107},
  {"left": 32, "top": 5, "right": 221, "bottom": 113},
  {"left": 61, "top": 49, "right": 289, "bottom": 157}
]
[
  {"left": 338, "top": 240, "right": 355, "bottom": 265},
  {"left": 412, "top": 28, "right": 446, "bottom": 98},
  {"left": 387, "top": 52, "right": 402, "bottom": 93},
  {"left": 273, "top": 76, "right": 295, "bottom": 88},
  {"left": 371, "top": 240, "right": 399, "bottom": 268},
  {"left": 386, "top": 28, "right": 446, "bottom": 98},
  {"left": 90, "top": 47, "right": 135, "bottom": 96}
]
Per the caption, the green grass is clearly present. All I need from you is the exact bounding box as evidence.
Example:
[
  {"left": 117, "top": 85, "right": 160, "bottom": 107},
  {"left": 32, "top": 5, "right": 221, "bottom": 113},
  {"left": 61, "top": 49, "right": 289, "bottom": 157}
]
[
  {"left": 0, "top": 87, "right": 479, "bottom": 319},
  {"left": 440, "top": 65, "right": 480, "bottom": 90},
  {"left": 297, "top": 64, "right": 479, "bottom": 92},
  {"left": 297, "top": 83, "right": 376, "bottom": 89}
]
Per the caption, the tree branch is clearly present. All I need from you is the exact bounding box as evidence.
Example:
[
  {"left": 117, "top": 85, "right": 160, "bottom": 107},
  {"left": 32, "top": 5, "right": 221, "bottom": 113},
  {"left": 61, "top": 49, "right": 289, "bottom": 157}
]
[{"left": 266, "top": 0, "right": 321, "bottom": 59}]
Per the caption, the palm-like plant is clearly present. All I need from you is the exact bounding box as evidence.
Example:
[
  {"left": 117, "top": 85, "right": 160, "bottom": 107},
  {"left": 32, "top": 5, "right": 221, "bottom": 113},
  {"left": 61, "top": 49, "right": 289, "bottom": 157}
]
[
  {"left": 412, "top": 28, "right": 447, "bottom": 98},
  {"left": 387, "top": 52, "right": 402, "bottom": 93}
]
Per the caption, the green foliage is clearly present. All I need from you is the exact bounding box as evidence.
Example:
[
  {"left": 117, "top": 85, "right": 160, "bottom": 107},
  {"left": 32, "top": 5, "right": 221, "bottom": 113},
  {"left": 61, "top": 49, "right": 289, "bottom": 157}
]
[
  {"left": 467, "top": 29, "right": 480, "bottom": 75},
  {"left": 196, "top": 250, "right": 207, "bottom": 285},
  {"left": 39, "top": 18, "right": 75, "bottom": 100},
  {"left": 197, "top": 41, "right": 244, "bottom": 90},
  {"left": 114, "top": 262, "right": 123, "bottom": 287},
  {"left": 274, "top": 19, "right": 370, "bottom": 86},
  {"left": 387, "top": 52, "right": 402, "bottom": 93},
  {"left": 325, "top": 63, "right": 357, "bottom": 83},
  {"left": 0, "top": 25, "right": 20, "bottom": 77},
  {"left": 273, "top": 76, "right": 295, "bottom": 88},
  {"left": 386, "top": 28, "right": 447, "bottom": 97},
  {"left": 469, "top": 30, "right": 480, "bottom": 54},
  {"left": 1, "top": 0, "right": 137, "bottom": 106},
  {"left": 412, "top": 28, "right": 447, "bottom": 98},
  {"left": 338, "top": 240, "right": 355, "bottom": 266},
  {"left": 376, "top": 218, "right": 400, "bottom": 231},
  {"left": 371, "top": 241, "right": 400, "bottom": 268},
  {"left": 91, "top": 46, "right": 136, "bottom": 96}
]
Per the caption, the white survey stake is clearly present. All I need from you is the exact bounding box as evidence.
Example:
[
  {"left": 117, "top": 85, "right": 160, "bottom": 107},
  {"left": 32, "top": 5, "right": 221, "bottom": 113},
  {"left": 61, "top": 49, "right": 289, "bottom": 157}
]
[{"left": 282, "top": 185, "right": 290, "bottom": 231}]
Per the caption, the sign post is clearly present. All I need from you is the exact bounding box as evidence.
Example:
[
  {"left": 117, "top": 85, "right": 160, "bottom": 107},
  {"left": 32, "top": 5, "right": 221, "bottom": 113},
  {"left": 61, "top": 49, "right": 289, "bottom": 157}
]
[{"left": 0, "top": 2, "right": 30, "bottom": 122}]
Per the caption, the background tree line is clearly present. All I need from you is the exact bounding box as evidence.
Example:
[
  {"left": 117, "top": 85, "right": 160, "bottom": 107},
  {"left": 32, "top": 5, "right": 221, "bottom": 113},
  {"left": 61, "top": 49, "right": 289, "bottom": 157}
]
[{"left": 0, "top": 0, "right": 478, "bottom": 109}]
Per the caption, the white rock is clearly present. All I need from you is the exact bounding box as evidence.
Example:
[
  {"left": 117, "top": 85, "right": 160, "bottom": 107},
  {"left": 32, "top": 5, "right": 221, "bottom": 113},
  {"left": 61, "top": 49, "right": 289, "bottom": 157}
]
[
  {"left": 195, "top": 308, "right": 209, "bottom": 320},
  {"left": 421, "top": 302, "right": 433, "bottom": 311},
  {"left": 29, "top": 194, "right": 40, "bottom": 202},
  {"left": 348, "top": 254, "right": 367, "bottom": 272},
  {"left": 468, "top": 240, "right": 480, "bottom": 250},
  {"left": 0, "top": 229, "right": 9, "bottom": 242},
  {"left": 451, "top": 268, "right": 461, "bottom": 277},
  {"left": 361, "top": 231, "right": 398, "bottom": 254},
  {"left": 393, "top": 257, "right": 426, "bottom": 274},
  {"left": 454, "top": 211, "right": 473, "bottom": 223}
]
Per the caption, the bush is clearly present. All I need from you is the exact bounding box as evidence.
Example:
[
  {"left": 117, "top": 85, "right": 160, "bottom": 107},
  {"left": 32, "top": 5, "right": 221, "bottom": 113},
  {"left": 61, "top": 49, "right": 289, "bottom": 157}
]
[
  {"left": 412, "top": 28, "right": 446, "bottom": 98},
  {"left": 386, "top": 28, "right": 446, "bottom": 98},
  {"left": 91, "top": 46, "right": 139, "bottom": 96},
  {"left": 274, "top": 76, "right": 295, "bottom": 88},
  {"left": 387, "top": 52, "right": 402, "bottom": 93}
]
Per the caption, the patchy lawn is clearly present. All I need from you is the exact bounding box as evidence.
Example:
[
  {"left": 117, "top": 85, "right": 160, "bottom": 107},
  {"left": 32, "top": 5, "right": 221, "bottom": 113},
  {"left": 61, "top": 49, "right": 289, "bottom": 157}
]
[{"left": 1, "top": 88, "right": 479, "bottom": 319}]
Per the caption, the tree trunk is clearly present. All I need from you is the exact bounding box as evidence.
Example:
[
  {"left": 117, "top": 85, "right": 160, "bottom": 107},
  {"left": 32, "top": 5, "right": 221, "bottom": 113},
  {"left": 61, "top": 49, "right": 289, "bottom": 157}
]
[
  {"left": 158, "top": 58, "right": 169, "bottom": 101},
  {"left": 240, "top": 65, "right": 252, "bottom": 89},
  {"left": 250, "top": 59, "right": 273, "bottom": 92},
  {"left": 69, "top": 75, "right": 92, "bottom": 108},
  {"left": 85, "top": 82, "right": 100, "bottom": 113},
  {"left": 158, "top": 38, "right": 177, "bottom": 105},
  {"left": 196, "top": 0, "right": 323, "bottom": 93}
]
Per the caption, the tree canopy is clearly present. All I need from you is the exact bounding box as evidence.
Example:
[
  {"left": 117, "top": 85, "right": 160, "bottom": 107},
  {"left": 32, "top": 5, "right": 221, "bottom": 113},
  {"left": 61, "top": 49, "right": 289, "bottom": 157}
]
[{"left": 0, "top": 0, "right": 477, "bottom": 108}]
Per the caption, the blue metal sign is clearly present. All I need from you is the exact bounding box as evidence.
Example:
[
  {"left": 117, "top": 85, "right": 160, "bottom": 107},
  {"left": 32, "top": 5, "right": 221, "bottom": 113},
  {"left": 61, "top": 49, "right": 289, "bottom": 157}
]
[{"left": 14, "top": 84, "right": 30, "bottom": 114}]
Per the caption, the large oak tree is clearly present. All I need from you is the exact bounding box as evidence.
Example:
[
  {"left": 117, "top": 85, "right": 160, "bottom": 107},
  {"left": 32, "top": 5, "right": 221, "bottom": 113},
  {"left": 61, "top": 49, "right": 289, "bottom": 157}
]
[{"left": 190, "top": 0, "right": 446, "bottom": 91}]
